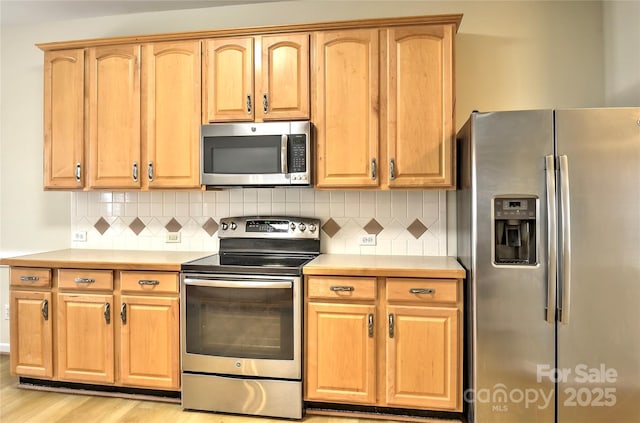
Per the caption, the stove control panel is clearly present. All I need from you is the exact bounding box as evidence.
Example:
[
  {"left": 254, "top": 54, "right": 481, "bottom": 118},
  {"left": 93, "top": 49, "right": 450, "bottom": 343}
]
[{"left": 219, "top": 216, "right": 321, "bottom": 239}]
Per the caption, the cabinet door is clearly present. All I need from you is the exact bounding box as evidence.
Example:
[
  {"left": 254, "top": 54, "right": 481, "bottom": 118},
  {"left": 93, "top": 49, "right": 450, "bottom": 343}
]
[
  {"left": 57, "top": 293, "right": 114, "bottom": 383},
  {"left": 203, "top": 37, "right": 254, "bottom": 122},
  {"left": 306, "top": 302, "right": 376, "bottom": 404},
  {"left": 386, "top": 25, "right": 454, "bottom": 188},
  {"left": 258, "top": 33, "right": 309, "bottom": 121},
  {"left": 313, "top": 29, "right": 380, "bottom": 188},
  {"left": 88, "top": 45, "right": 141, "bottom": 188},
  {"left": 142, "top": 41, "right": 201, "bottom": 189},
  {"left": 9, "top": 291, "right": 53, "bottom": 378},
  {"left": 386, "top": 305, "right": 460, "bottom": 411},
  {"left": 119, "top": 295, "right": 179, "bottom": 389},
  {"left": 43, "top": 49, "right": 85, "bottom": 189}
]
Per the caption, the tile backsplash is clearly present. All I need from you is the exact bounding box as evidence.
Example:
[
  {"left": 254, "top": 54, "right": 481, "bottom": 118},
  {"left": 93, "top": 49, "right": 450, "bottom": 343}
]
[{"left": 71, "top": 189, "right": 447, "bottom": 256}]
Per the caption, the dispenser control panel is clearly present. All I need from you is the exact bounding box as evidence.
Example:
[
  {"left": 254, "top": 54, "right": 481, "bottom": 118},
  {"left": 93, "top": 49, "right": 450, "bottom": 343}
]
[{"left": 493, "top": 196, "right": 538, "bottom": 266}]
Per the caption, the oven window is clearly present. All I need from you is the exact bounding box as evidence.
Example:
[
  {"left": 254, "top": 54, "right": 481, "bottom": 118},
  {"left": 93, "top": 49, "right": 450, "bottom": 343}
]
[
  {"left": 185, "top": 284, "right": 293, "bottom": 360},
  {"left": 203, "top": 136, "right": 282, "bottom": 174}
]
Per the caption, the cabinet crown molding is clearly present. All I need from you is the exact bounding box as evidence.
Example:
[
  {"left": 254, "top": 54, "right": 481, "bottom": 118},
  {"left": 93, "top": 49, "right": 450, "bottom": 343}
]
[{"left": 36, "top": 13, "right": 463, "bottom": 51}]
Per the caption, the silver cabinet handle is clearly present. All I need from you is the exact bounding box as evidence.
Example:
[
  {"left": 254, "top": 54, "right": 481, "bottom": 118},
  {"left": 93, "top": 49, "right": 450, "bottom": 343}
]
[
  {"left": 246, "top": 94, "right": 252, "bottom": 115},
  {"left": 41, "top": 299, "right": 49, "bottom": 321},
  {"left": 120, "top": 303, "right": 127, "bottom": 324},
  {"left": 20, "top": 276, "right": 40, "bottom": 282},
  {"left": 559, "top": 155, "right": 572, "bottom": 325},
  {"left": 74, "top": 277, "right": 95, "bottom": 284},
  {"left": 148, "top": 161, "right": 154, "bottom": 182},
  {"left": 330, "top": 286, "right": 354, "bottom": 292},
  {"left": 409, "top": 288, "right": 435, "bottom": 295},
  {"left": 75, "top": 162, "right": 82, "bottom": 183},
  {"left": 389, "top": 158, "right": 396, "bottom": 180},
  {"left": 138, "top": 279, "right": 159, "bottom": 286},
  {"left": 132, "top": 161, "right": 138, "bottom": 182},
  {"left": 371, "top": 158, "right": 377, "bottom": 180},
  {"left": 281, "top": 135, "right": 288, "bottom": 174},
  {"left": 545, "top": 155, "right": 558, "bottom": 324},
  {"left": 388, "top": 313, "right": 395, "bottom": 338},
  {"left": 263, "top": 93, "right": 269, "bottom": 114},
  {"left": 368, "top": 313, "right": 374, "bottom": 338},
  {"left": 104, "top": 302, "right": 111, "bottom": 325}
]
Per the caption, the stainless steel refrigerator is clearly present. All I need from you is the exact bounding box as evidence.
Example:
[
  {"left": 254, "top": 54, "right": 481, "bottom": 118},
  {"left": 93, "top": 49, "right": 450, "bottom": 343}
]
[{"left": 456, "top": 108, "right": 640, "bottom": 423}]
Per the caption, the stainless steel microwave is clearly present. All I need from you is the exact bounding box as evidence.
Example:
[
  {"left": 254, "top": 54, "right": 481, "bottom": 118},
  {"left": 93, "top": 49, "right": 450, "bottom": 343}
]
[{"left": 200, "top": 121, "right": 312, "bottom": 187}]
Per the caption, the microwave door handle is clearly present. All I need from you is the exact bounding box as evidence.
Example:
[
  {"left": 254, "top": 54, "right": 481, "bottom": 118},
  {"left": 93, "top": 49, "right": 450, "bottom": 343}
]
[{"left": 281, "top": 134, "right": 288, "bottom": 174}]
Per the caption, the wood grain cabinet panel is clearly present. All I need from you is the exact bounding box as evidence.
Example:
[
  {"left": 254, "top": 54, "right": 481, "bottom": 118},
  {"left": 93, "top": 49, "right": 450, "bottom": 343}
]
[
  {"left": 88, "top": 44, "right": 141, "bottom": 189},
  {"left": 142, "top": 40, "right": 201, "bottom": 189},
  {"left": 386, "top": 25, "right": 455, "bottom": 188},
  {"left": 306, "top": 302, "right": 376, "bottom": 404},
  {"left": 43, "top": 49, "right": 85, "bottom": 189},
  {"left": 313, "top": 29, "right": 380, "bottom": 188},
  {"left": 203, "top": 34, "right": 309, "bottom": 123},
  {"left": 57, "top": 293, "right": 115, "bottom": 384},
  {"left": 9, "top": 291, "right": 53, "bottom": 378},
  {"left": 119, "top": 295, "right": 179, "bottom": 389}
]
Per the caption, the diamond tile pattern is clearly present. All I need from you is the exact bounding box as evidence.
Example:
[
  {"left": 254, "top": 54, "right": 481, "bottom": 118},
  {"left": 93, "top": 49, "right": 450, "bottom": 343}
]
[
  {"left": 407, "top": 218, "right": 428, "bottom": 239},
  {"left": 129, "top": 217, "right": 146, "bottom": 235},
  {"left": 202, "top": 218, "right": 219, "bottom": 237},
  {"left": 363, "top": 218, "right": 384, "bottom": 235},
  {"left": 165, "top": 218, "right": 182, "bottom": 233},
  {"left": 322, "top": 218, "right": 341, "bottom": 238},
  {"left": 94, "top": 217, "right": 110, "bottom": 235}
]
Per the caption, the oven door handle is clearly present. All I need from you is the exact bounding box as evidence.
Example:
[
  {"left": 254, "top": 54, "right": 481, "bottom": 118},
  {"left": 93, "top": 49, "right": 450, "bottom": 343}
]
[{"left": 184, "top": 278, "right": 292, "bottom": 289}]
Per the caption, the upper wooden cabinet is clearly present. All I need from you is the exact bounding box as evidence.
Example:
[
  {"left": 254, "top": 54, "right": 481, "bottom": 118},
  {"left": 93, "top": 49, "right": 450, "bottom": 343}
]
[
  {"left": 313, "top": 29, "right": 380, "bottom": 188},
  {"left": 141, "top": 40, "right": 201, "bottom": 189},
  {"left": 88, "top": 44, "right": 141, "bottom": 189},
  {"left": 203, "top": 33, "right": 309, "bottom": 123},
  {"left": 386, "top": 25, "right": 454, "bottom": 188},
  {"left": 43, "top": 49, "right": 85, "bottom": 189},
  {"left": 314, "top": 24, "right": 456, "bottom": 189}
]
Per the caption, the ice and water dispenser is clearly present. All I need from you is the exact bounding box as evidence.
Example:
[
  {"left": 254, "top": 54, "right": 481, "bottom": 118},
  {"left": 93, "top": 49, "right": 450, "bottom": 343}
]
[{"left": 493, "top": 197, "right": 537, "bottom": 265}]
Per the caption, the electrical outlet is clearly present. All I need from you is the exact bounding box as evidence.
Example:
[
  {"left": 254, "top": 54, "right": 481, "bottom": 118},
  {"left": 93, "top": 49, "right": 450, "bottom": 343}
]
[
  {"left": 165, "top": 232, "right": 181, "bottom": 243},
  {"left": 359, "top": 234, "right": 377, "bottom": 246},
  {"left": 4, "top": 304, "right": 9, "bottom": 320},
  {"left": 72, "top": 231, "right": 87, "bottom": 242}
]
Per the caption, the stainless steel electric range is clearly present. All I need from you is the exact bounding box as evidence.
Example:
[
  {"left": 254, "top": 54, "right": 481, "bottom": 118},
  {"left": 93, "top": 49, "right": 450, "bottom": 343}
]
[{"left": 180, "top": 216, "right": 321, "bottom": 419}]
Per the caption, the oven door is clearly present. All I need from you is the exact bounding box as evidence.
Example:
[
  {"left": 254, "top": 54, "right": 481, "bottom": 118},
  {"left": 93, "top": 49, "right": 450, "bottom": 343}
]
[{"left": 181, "top": 273, "right": 301, "bottom": 380}]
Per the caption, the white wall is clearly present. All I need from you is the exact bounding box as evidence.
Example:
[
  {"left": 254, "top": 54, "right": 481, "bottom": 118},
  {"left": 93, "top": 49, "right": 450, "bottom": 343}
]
[{"left": 1, "top": 0, "right": 635, "bottom": 349}]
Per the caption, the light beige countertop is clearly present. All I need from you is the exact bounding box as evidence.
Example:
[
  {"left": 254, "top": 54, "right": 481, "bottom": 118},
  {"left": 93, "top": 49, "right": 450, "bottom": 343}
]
[
  {"left": 303, "top": 254, "right": 466, "bottom": 278},
  {"left": 0, "top": 249, "right": 210, "bottom": 271}
]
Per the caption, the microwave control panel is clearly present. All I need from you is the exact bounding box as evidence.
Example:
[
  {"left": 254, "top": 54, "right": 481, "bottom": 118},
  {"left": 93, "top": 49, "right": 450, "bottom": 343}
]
[{"left": 289, "top": 134, "right": 307, "bottom": 173}]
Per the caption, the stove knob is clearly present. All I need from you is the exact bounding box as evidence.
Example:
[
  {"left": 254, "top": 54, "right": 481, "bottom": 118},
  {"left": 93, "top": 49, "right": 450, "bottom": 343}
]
[
  {"left": 221, "top": 222, "right": 228, "bottom": 231},
  {"left": 230, "top": 222, "right": 237, "bottom": 230},
  {"left": 308, "top": 223, "right": 317, "bottom": 233},
  {"left": 290, "top": 222, "right": 296, "bottom": 231},
  {"left": 298, "top": 223, "right": 306, "bottom": 232}
]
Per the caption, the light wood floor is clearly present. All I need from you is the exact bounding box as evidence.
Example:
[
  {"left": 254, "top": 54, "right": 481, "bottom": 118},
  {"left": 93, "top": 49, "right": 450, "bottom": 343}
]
[{"left": 0, "top": 354, "right": 410, "bottom": 423}]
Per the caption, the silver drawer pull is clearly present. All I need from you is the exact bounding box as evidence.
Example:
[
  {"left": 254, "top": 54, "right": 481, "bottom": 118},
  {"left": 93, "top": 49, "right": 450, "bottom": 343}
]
[
  {"left": 330, "top": 286, "right": 354, "bottom": 292},
  {"left": 74, "top": 277, "right": 95, "bottom": 284},
  {"left": 138, "top": 279, "right": 160, "bottom": 286},
  {"left": 409, "top": 288, "right": 436, "bottom": 295},
  {"left": 20, "top": 276, "right": 40, "bottom": 281}
]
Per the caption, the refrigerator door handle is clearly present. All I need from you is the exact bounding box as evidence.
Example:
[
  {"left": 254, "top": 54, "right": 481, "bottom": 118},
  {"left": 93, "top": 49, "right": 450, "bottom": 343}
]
[
  {"left": 545, "top": 155, "right": 558, "bottom": 324},
  {"left": 559, "top": 154, "right": 572, "bottom": 325}
]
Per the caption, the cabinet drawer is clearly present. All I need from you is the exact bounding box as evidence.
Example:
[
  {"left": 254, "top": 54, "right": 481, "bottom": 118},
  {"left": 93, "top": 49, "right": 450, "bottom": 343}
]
[
  {"left": 386, "top": 278, "right": 459, "bottom": 304},
  {"left": 120, "top": 271, "right": 179, "bottom": 294},
  {"left": 10, "top": 267, "right": 52, "bottom": 288},
  {"left": 58, "top": 269, "right": 113, "bottom": 291},
  {"left": 307, "top": 276, "right": 376, "bottom": 300}
]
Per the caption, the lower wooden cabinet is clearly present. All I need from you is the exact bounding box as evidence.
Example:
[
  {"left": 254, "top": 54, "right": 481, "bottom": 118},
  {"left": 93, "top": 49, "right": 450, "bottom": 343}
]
[
  {"left": 57, "top": 293, "right": 115, "bottom": 383},
  {"left": 8, "top": 266, "right": 181, "bottom": 392},
  {"left": 119, "top": 295, "right": 180, "bottom": 389},
  {"left": 9, "top": 290, "right": 53, "bottom": 378},
  {"left": 304, "top": 275, "right": 463, "bottom": 412}
]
